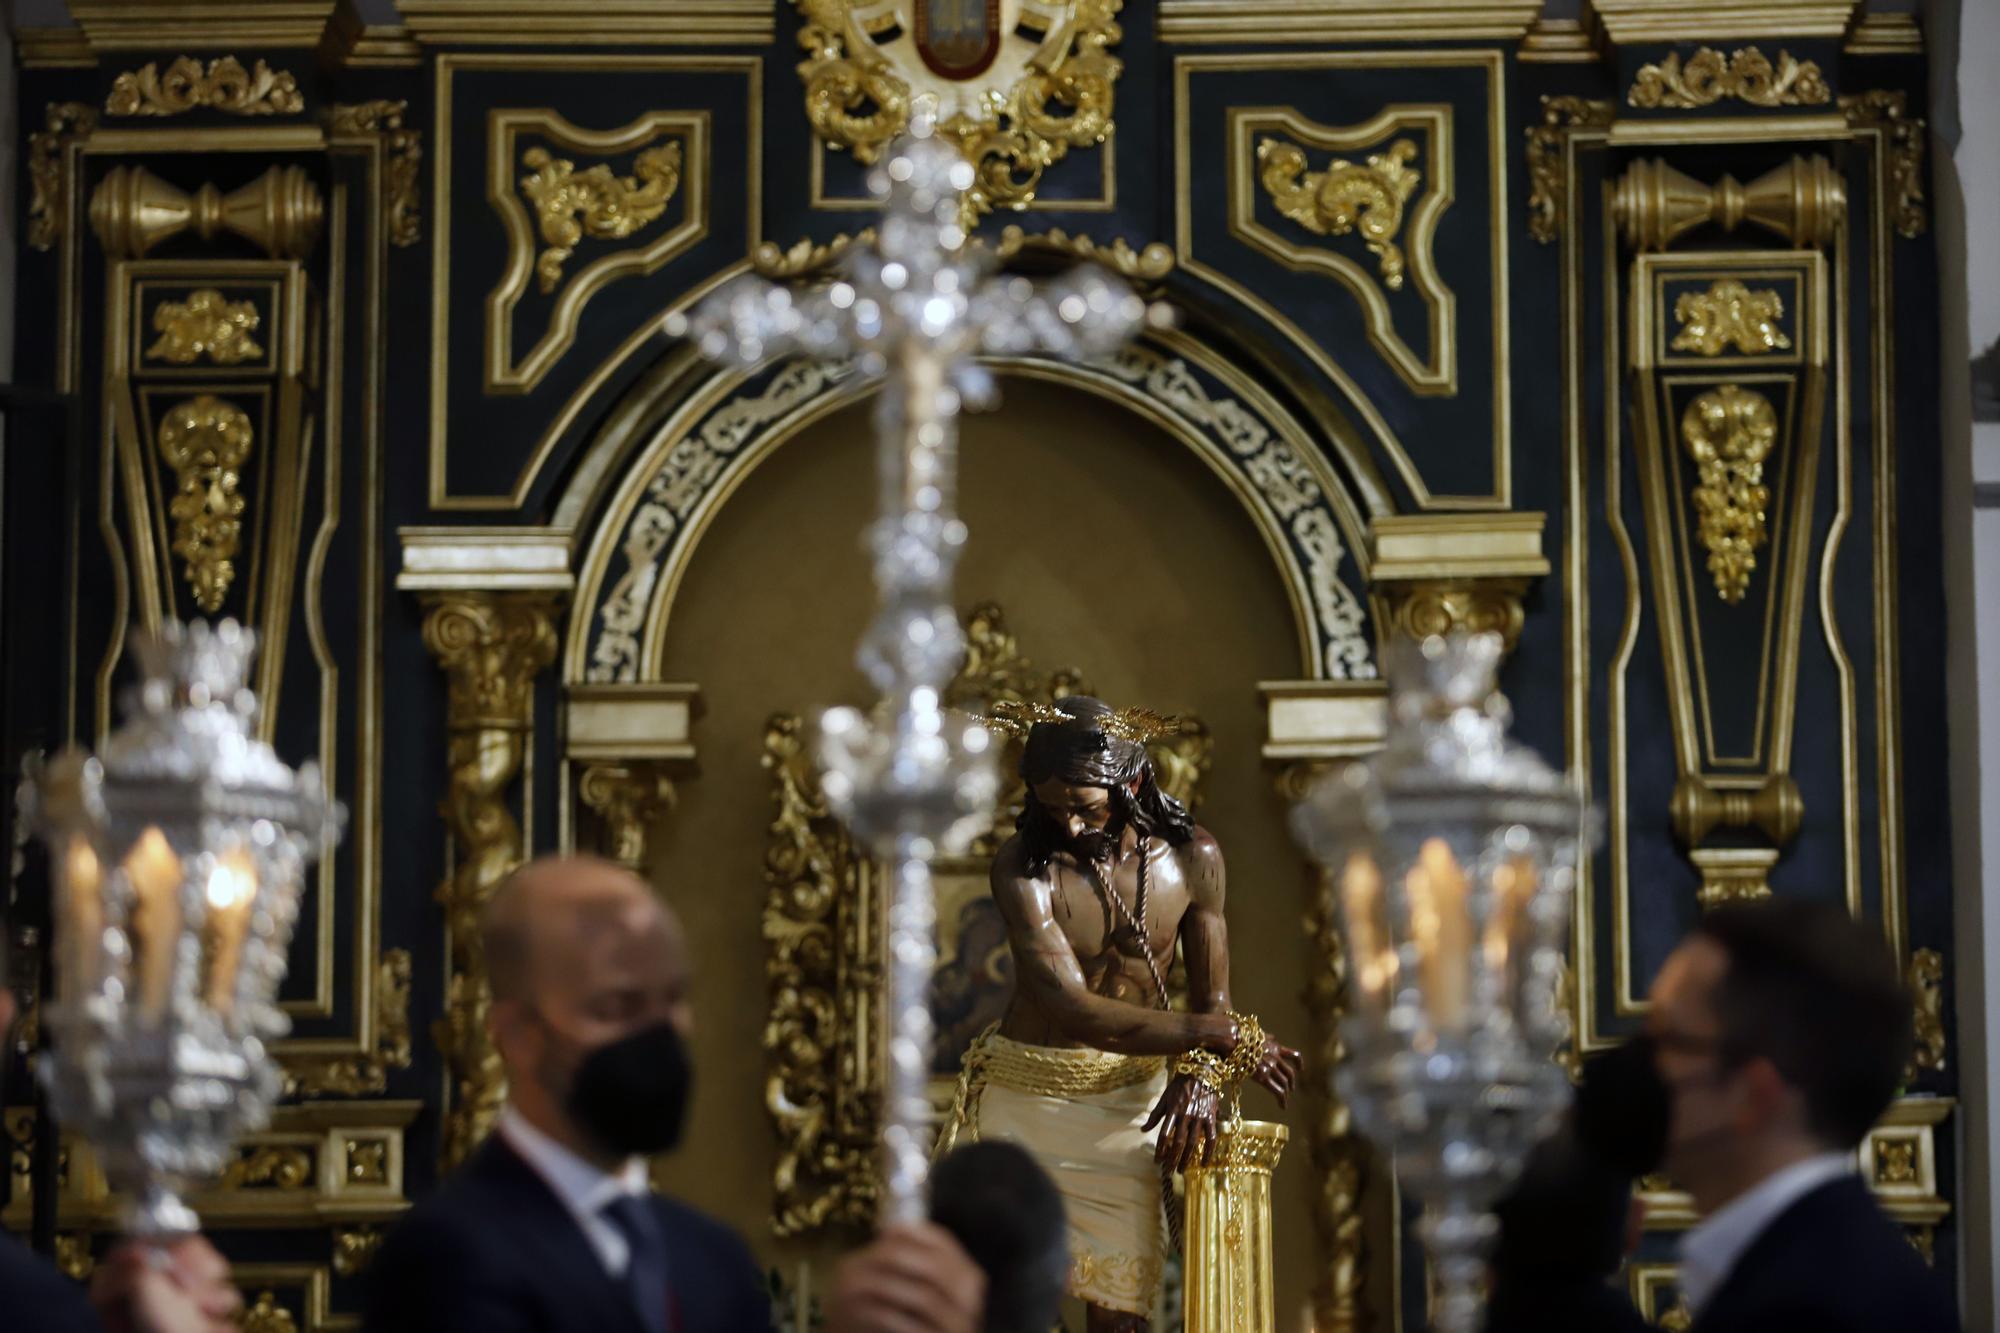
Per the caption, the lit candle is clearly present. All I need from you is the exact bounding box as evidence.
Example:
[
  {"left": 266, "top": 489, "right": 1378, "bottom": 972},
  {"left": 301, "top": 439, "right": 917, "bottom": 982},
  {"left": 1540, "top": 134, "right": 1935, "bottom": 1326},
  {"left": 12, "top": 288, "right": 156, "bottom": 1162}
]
[
  {"left": 201, "top": 849, "right": 258, "bottom": 1015},
  {"left": 1340, "top": 853, "right": 1397, "bottom": 1010},
  {"left": 122, "top": 827, "right": 183, "bottom": 1020},
  {"left": 61, "top": 834, "right": 103, "bottom": 1001},
  {"left": 1482, "top": 857, "right": 1537, "bottom": 978},
  {"left": 1408, "top": 838, "right": 1469, "bottom": 1029}
]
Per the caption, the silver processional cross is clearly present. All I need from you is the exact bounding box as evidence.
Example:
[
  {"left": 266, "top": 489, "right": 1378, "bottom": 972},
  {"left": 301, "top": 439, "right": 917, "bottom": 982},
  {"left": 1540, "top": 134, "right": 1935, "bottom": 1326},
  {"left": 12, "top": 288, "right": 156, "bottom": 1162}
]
[{"left": 669, "top": 105, "right": 1155, "bottom": 1223}]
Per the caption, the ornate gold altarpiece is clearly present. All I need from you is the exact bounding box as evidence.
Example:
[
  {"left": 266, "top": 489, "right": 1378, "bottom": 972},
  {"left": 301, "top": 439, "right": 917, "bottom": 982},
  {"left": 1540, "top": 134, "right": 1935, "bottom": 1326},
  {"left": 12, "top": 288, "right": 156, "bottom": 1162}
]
[{"left": 0, "top": 1, "right": 1959, "bottom": 1329}]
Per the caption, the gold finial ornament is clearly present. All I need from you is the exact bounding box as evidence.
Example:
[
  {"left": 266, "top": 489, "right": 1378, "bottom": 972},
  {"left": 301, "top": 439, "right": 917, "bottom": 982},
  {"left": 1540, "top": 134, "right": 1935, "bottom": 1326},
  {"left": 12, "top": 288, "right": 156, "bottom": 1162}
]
[
  {"left": 1612, "top": 155, "right": 1844, "bottom": 253},
  {"left": 90, "top": 164, "right": 324, "bottom": 260}
]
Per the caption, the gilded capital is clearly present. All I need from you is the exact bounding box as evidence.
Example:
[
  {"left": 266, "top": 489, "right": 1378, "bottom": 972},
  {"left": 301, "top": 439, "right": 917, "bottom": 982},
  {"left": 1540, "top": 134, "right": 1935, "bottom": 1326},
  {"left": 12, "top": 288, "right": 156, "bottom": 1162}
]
[
  {"left": 1368, "top": 513, "right": 1548, "bottom": 658},
  {"left": 578, "top": 762, "right": 678, "bottom": 869},
  {"left": 420, "top": 593, "right": 561, "bottom": 730}
]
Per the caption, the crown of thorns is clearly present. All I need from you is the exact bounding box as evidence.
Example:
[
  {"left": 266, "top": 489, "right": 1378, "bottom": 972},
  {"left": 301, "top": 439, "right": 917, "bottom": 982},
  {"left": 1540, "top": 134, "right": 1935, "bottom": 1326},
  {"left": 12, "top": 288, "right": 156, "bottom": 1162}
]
[{"left": 979, "top": 699, "right": 1184, "bottom": 744}]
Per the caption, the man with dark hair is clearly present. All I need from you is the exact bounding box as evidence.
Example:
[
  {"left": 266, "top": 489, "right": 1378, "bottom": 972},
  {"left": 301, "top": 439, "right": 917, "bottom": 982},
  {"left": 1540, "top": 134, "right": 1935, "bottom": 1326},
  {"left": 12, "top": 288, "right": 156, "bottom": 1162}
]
[
  {"left": 937, "top": 697, "right": 1300, "bottom": 1332},
  {"left": 929, "top": 1142, "right": 1068, "bottom": 1333},
  {"left": 364, "top": 855, "right": 770, "bottom": 1333},
  {"left": 823, "top": 1143, "right": 1063, "bottom": 1333},
  {"left": 1645, "top": 898, "right": 1956, "bottom": 1332}
]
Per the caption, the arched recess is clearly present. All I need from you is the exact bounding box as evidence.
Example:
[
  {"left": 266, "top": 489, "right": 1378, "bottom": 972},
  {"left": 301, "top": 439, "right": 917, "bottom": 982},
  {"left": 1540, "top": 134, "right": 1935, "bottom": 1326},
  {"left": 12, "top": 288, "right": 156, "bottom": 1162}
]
[{"left": 562, "top": 326, "right": 1385, "bottom": 687}]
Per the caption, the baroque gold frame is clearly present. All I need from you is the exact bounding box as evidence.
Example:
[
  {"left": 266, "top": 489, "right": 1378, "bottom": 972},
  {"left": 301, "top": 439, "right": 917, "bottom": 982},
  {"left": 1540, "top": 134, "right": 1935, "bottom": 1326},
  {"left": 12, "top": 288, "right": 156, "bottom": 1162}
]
[{"left": 761, "top": 603, "right": 1212, "bottom": 1235}]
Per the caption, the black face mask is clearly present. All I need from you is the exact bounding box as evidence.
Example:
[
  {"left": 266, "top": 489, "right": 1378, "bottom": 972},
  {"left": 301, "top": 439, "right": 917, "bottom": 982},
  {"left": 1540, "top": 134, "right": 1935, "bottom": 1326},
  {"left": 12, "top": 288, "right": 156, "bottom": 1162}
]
[
  {"left": 564, "top": 1021, "right": 693, "bottom": 1157},
  {"left": 1574, "top": 1034, "right": 1672, "bottom": 1178}
]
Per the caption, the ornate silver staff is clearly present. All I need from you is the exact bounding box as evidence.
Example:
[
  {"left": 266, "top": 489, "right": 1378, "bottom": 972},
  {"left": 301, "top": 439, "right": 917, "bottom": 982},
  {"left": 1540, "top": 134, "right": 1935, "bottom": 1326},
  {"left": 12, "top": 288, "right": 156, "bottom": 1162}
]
[
  {"left": 17, "top": 619, "right": 342, "bottom": 1237},
  {"left": 669, "top": 103, "right": 1153, "bottom": 1221}
]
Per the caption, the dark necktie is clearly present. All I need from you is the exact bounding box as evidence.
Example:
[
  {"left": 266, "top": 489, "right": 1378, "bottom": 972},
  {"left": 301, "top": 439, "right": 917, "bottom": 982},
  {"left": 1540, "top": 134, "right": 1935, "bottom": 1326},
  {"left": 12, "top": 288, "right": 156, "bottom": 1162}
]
[{"left": 602, "top": 1194, "right": 672, "bottom": 1333}]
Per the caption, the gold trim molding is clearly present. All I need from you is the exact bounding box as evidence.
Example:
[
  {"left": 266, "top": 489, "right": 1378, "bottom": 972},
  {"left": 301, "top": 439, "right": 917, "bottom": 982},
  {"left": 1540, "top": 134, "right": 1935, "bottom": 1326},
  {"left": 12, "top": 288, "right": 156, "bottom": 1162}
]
[
  {"left": 1841, "top": 91, "right": 1930, "bottom": 239},
  {"left": 1627, "top": 47, "right": 1830, "bottom": 111},
  {"left": 400, "top": 0, "right": 773, "bottom": 44},
  {"left": 397, "top": 527, "right": 575, "bottom": 593},
  {"left": 326, "top": 101, "right": 424, "bottom": 248},
  {"left": 1908, "top": 948, "right": 1946, "bottom": 1077},
  {"left": 794, "top": 0, "right": 1122, "bottom": 220},
  {"left": 106, "top": 56, "right": 305, "bottom": 118},
  {"left": 1584, "top": 0, "right": 1863, "bottom": 43},
  {"left": 27, "top": 102, "right": 99, "bottom": 252},
  {"left": 283, "top": 950, "right": 415, "bottom": 1098},
  {"left": 1159, "top": 0, "right": 1541, "bottom": 41},
  {"left": 1525, "top": 95, "right": 1614, "bottom": 245}
]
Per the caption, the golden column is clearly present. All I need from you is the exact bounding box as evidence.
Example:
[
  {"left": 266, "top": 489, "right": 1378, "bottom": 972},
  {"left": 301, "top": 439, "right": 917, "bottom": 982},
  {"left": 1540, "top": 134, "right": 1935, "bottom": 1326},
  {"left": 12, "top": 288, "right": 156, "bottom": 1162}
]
[
  {"left": 1184, "top": 1120, "right": 1291, "bottom": 1333},
  {"left": 420, "top": 592, "right": 560, "bottom": 1169}
]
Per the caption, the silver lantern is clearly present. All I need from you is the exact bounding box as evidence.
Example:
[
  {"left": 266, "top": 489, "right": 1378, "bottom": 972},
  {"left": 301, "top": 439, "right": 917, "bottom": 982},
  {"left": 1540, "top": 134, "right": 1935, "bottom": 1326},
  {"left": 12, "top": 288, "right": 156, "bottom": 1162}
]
[
  {"left": 16, "top": 618, "right": 343, "bottom": 1236},
  {"left": 1289, "top": 631, "right": 1595, "bottom": 1333}
]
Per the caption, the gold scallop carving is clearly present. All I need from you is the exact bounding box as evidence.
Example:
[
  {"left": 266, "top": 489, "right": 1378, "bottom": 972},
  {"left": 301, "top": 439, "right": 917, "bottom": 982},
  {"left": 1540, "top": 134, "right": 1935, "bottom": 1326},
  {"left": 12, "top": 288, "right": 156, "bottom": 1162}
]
[
  {"left": 1628, "top": 46, "right": 1831, "bottom": 110},
  {"left": 106, "top": 56, "right": 305, "bottom": 118},
  {"left": 1671, "top": 281, "right": 1791, "bottom": 358},
  {"left": 147, "top": 289, "right": 264, "bottom": 366}
]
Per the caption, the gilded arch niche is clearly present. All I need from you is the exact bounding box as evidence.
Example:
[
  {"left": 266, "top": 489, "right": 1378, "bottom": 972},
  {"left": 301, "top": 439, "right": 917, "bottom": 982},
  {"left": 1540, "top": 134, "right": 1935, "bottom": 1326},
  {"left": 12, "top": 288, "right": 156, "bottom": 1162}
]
[{"left": 564, "top": 330, "right": 1383, "bottom": 687}]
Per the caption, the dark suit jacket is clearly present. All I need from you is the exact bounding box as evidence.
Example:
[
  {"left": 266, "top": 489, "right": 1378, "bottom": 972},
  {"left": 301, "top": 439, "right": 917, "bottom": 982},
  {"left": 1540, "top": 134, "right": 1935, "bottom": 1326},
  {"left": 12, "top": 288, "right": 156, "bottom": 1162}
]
[
  {"left": 363, "top": 1135, "right": 771, "bottom": 1333},
  {"left": 1691, "top": 1175, "right": 1957, "bottom": 1333},
  {"left": 1, "top": 1233, "right": 99, "bottom": 1333}
]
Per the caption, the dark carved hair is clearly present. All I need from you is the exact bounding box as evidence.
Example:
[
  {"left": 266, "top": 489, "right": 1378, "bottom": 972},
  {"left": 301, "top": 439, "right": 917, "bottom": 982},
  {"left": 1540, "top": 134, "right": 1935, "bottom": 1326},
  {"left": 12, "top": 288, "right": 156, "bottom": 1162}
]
[
  {"left": 1694, "top": 898, "right": 1912, "bottom": 1149},
  {"left": 1014, "top": 696, "right": 1195, "bottom": 878},
  {"left": 929, "top": 1142, "right": 1068, "bottom": 1333}
]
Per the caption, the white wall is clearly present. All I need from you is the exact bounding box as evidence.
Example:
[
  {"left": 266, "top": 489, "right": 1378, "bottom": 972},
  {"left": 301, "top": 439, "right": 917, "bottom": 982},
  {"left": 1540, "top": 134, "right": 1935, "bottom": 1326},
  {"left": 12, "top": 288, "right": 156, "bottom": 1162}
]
[{"left": 1934, "top": 0, "right": 2000, "bottom": 1324}]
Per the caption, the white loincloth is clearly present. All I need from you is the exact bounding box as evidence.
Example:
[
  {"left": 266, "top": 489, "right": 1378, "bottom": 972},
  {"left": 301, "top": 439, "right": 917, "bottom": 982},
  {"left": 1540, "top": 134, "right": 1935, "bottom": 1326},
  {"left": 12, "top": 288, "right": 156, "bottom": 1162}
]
[{"left": 945, "top": 1032, "right": 1169, "bottom": 1316}]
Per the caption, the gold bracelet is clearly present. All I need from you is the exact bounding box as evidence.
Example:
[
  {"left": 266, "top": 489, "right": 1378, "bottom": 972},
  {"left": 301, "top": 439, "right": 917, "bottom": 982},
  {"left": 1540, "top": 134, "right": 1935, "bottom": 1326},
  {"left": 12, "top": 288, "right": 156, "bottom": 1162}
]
[
  {"left": 1173, "top": 1048, "right": 1226, "bottom": 1093},
  {"left": 1219, "top": 1011, "right": 1266, "bottom": 1088}
]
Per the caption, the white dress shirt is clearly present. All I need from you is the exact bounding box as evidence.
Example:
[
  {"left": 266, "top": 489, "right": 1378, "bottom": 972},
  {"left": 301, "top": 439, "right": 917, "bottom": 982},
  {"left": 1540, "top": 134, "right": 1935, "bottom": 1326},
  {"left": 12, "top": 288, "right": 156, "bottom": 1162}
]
[
  {"left": 1676, "top": 1152, "right": 1853, "bottom": 1316},
  {"left": 497, "top": 1106, "right": 653, "bottom": 1279}
]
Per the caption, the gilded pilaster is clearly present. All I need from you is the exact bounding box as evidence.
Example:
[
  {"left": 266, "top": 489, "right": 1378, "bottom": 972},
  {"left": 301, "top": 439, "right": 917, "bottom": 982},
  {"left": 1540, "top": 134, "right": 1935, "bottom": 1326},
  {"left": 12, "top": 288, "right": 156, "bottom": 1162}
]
[{"left": 420, "top": 592, "right": 561, "bottom": 1170}]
